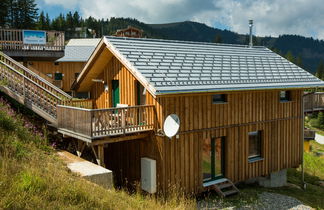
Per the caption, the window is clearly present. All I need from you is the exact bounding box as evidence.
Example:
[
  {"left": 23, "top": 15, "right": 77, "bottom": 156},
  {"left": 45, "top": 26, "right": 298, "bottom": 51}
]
[
  {"left": 248, "top": 131, "right": 262, "bottom": 161},
  {"left": 54, "top": 62, "right": 59, "bottom": 66},
  {"left": 212, "top": 94, "right": 227, "bottom": 104},
  {"left": 54, "top": 73, "right": 63, "bottom": 80},
  {"left": 280, "top": 91, "right": 291, "bottom": 102}
]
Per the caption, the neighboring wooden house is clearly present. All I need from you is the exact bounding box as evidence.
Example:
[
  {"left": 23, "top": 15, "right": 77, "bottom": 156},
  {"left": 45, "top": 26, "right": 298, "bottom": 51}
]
[
  {"left": 28, "top": 38, "right": 100, "bottom": 93},
  {"left": 57, "top": 36, "right": 324, "bottom": 195},
  {"left": 114, "top": 26, "right": 143, "bottom": 38}
]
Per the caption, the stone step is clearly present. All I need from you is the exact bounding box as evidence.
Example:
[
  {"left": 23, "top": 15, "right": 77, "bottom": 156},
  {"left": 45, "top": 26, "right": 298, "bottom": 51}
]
[{"left": 223, "top": 189, "right": 239, "bottom": 196}]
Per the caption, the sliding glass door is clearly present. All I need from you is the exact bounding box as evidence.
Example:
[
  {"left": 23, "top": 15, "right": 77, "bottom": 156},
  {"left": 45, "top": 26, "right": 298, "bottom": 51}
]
[{"left": 202, "top": 137, "right": 225, "bottom": 182}]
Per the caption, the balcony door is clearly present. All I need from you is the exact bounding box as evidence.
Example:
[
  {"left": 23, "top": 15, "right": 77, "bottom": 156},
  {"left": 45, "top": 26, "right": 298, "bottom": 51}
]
[
  {"left": 202, "top": 137, "right": 225, "bottom": 183},
  {"left": 112, "top": 80, "right": 119, "bottom": 107},
  {"left": 136, "top": 81, "right": 146, "bottom": 105}
]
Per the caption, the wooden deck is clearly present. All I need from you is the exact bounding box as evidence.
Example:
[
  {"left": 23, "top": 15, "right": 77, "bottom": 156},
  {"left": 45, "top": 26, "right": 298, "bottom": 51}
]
[
  {"left": 57, "top": 105, "right": 156, "bottom": 142},
  {"left": 304, "top": 92, "right": 324, "bottom": 112},
  {"left": 0, "top": 29, "right": 64, "bottom": 59}
]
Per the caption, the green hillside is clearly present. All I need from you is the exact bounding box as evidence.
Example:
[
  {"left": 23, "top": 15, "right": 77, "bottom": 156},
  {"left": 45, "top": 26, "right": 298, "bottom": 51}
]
[{"left": 0, "top": 95, "right": 194, "bottom": 209}]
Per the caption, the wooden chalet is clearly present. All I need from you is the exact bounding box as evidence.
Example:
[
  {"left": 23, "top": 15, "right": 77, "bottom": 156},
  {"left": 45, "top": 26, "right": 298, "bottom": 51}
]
[
  {"left": 0, "top": 28, "right": 64, "bottom": 60},
  {"left": 1, "top": 35, "right": 324, "bottom": 196},
  {"left": 114, "top": 26, "right": 143, "bottom": 38},
  {"left": 27, "top": 38, "right": 100, "bottom": 93},
  {"left": 66, "top": 36, "right": 324, "bottom": 194}
]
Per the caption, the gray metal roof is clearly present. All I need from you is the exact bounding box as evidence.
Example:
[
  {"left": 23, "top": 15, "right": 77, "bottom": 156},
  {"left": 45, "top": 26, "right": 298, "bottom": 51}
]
[
  {"left": 104, "top": 36, "right": 324, "bottom": 94},
  {"left": 56, "top": 39, "right": 100, "bottom": 62}
]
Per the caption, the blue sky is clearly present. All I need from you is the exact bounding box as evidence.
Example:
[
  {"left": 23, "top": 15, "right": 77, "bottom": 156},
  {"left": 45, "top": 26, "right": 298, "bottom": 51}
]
[{"left": 36, "top": 0, "right": 324, "bottom": 40}]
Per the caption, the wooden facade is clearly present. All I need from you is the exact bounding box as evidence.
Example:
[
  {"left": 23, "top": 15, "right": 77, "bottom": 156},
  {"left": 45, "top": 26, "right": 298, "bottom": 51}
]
[
  {"left": 86, "top": 55, "right": 304, "bottom": 194},
  {"left": 28, "top": 61, "right": 85, "bottom": 92}
]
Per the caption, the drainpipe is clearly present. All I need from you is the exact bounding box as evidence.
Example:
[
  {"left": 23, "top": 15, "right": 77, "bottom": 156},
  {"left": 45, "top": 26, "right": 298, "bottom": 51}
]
[
  {"left": 301, "top": 89, "right": 317, "bottom": 190},
  {"left": 301, "top": 91, "right": 306, "bottom": 190}
]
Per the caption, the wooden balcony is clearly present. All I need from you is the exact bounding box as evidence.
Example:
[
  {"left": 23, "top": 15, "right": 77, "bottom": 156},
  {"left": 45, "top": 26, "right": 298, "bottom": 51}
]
[
  {"left": 0, "top": 29, "right": 64, "bottom": 60},
  {"left": 57, "top": 105, "right": 156, "bottom": 142},
  {"left": 304, "top": 92, "right": 324, "bottom": 112}
]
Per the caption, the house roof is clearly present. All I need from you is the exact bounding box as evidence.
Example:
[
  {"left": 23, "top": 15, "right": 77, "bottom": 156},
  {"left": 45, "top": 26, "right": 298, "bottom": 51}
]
[
  {"left": 74, "top": 36, "right": 324, "bottom": 95},
  {"left": 56, "top": 38, "right": 100, "bottom": 62}
]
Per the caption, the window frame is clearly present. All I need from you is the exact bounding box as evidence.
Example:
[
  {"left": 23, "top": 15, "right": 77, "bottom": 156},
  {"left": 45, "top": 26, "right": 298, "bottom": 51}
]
[
  {"left": 279, "top": 90, "right": 291, "bottom": 102},
  {"left": 212, "top": 94, "right": 227, "bottom": 104},
  {"left": 54, "top": 72, "right": 63, "bottom": 81},
  {"left": 248, "top": 130, "right": 263, "bottom": 162}
]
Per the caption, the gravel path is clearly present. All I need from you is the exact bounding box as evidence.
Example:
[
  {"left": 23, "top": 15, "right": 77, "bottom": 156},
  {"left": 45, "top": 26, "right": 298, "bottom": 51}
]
[{"left": 198, "top": 192, "right": 313, "bottom": 210}]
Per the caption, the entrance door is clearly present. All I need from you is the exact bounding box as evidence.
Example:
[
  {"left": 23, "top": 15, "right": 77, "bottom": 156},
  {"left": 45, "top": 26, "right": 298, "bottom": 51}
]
[
  {"left": 202, "top": 137, "right": 225, "bottom": 183},
  {"left": 112, "top": 80, "right": 119, "bottom": 107}
]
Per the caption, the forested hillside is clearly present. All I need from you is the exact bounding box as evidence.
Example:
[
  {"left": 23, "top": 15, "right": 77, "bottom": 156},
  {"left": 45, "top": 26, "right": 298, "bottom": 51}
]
[{"left": 1, "top": 0, "right": 324, "bottom": 74}]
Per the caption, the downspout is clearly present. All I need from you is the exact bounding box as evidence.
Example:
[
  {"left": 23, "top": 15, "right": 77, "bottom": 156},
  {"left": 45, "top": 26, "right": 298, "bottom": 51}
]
[
  {"left": 301, "top": 89, "right": 317, "bottom": 190},
  {"left": 301, "top": 91, "right": 306, "bottom": 190}
]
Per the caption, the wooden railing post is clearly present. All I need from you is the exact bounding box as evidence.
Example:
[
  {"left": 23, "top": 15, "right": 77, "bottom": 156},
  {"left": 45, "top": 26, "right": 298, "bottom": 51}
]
[{"left": 121, "top": 109, "right": 126, "bottom": 134}]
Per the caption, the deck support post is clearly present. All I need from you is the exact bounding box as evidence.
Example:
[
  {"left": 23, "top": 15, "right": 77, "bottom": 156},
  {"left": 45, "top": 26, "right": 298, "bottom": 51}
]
[
  {"left": 91, "top": 144, "right": 105, "bottom": 167},
  {"left": 76, "top": 139, "right": 86, "bottom": 157}
]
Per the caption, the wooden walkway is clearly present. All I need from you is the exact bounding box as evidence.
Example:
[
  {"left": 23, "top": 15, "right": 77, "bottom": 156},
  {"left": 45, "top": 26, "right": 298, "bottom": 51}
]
[
  {"left": 304, "top": 92, "right": 324, "bottom": 113},
  {"left": 0, "top": 52, "right": 156, "bottom": 141}
]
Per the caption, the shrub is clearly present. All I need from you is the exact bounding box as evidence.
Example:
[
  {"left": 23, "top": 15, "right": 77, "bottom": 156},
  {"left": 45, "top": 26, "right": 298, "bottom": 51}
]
[
  {"left": 318, "top": 112, "right": 324, "bottom": 129},
  {"left": 309, "top": 118, "right": 320, "bottom": 128}
]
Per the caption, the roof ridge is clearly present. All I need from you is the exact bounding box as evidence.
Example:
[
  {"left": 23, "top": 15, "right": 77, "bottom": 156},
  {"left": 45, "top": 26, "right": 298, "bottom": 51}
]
[{"left": 105, "top": 36, "right": 266, "bottom": 49}]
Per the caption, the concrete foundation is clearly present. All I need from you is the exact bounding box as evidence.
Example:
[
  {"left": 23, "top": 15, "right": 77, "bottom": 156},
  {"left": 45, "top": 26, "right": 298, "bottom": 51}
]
[
  {"left": 258, "top": 169, "right": 287, "bottom": 188},
  {"left": 57, "top": 151, "right": 113, "bottom": 189}
]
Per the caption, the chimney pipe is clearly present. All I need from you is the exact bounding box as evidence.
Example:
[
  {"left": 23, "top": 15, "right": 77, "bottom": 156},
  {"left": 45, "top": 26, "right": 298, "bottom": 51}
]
[{"left": 249, "top": 20, "right": 253, "bottom": 48}]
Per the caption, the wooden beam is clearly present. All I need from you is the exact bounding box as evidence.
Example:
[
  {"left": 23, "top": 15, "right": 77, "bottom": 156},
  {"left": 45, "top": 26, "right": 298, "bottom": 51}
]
[
  {"left": 92, "top": 132, "right": 150, "bottom": 145},
  {"left": 76, "top": 140, "right": 86, "bottom": 157},
  {"left": 90, "top": 144, "right": 105, "bottom": 167}
]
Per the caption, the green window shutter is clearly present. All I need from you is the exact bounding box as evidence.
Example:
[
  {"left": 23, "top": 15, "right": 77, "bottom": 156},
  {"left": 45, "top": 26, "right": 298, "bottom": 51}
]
[{"left": 112, "top": 80, "right": 119, "bottom": 107}]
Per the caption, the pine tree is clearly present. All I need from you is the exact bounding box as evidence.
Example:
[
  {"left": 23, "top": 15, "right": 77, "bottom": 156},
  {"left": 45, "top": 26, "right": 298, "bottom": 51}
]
[
  {"left": 285, "top": 51, "right": 295, "bottom": 63},
  {"left": 0, "top": 0, "right": 10, "bottom": 27},
  {"left": 45, "top": 13, "right": 51, "bottom": 30},
  {"left": 73, "top": 11, "right": 80, "bottom": 28},
  {"left": 318, "top": 111, "right": 324, "bottom": 129},
  {"left": 316, "top": 61, "right": 324, "bottom": 80},
  {"left": 66, "top": 11, "right": 73, "bottom": 29},
  {"left": 214, "top": 34, "right": 222, "bottom": 43},
  {"left": 7, "top": 0, "right": 19, "bottom": 28},
  {"left": 37, "top": 11, "right": 46, "bottom": 30},
  {"left": 16, "top": 0, "right": 38, "bottom": 29},
  {"left": 295, "top": 55, "right": 303, "bottom": 68}
]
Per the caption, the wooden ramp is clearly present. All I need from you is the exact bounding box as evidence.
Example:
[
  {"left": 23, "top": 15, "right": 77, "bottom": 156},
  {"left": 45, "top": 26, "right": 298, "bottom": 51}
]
[
  {"left": 0, "top": 52, "right": 72, "bottom": 126},
  {"left": 203, "top": 178, "right": 240, "bottom": 197}
]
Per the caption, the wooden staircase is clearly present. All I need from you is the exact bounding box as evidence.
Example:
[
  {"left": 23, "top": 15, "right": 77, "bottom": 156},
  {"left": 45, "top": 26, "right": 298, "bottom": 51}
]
[
  {"left": 0, "top": 52, "right": 72, "bottom": 126},
  {"left": 204, "top": 178, "right": 240, "bottom": 197}
]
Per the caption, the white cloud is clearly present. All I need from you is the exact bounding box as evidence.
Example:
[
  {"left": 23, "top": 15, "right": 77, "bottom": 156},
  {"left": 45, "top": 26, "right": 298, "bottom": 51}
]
[{"left": 38, "top": 0, "right": 324, "bottom": 39}]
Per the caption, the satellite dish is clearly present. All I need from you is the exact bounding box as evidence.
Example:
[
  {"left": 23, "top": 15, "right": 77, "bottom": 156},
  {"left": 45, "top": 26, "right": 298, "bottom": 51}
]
[{"left": 163, "top": 114, "right": 180, "bottom": 138}]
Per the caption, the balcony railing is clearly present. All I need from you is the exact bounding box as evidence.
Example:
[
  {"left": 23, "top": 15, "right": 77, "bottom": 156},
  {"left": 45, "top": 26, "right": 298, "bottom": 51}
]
[
  {"left": 0, "top": 29, "right": 64, "bottom": 51},
  {"left": 57, "top": 105, "right": 156, "bottom": 140},
  {"left": 304, "top": 92, "right": 324, "bottom": 112}
]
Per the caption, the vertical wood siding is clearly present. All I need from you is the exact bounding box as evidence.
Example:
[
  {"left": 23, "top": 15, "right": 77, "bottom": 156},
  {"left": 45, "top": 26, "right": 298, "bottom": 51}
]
[
  {"left": 88, "top": 56, "right": 303, "bottom": 194},
  {"left": 29, "top": 61, "right": 85, "bottom": 92}
]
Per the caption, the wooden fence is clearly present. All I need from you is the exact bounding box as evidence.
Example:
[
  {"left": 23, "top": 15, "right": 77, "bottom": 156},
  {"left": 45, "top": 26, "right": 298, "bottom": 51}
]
[
  {"left": 57, "top": 105, "right": 156, "bottom": 139},
  {"left": 0, "top": 29, "right": 64, "bottom": 51}
]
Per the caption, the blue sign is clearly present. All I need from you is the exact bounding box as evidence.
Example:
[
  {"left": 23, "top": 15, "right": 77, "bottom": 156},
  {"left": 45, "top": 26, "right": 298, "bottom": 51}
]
[{"left": 23, "top": 30, "right": 46, "bottom": 45}]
